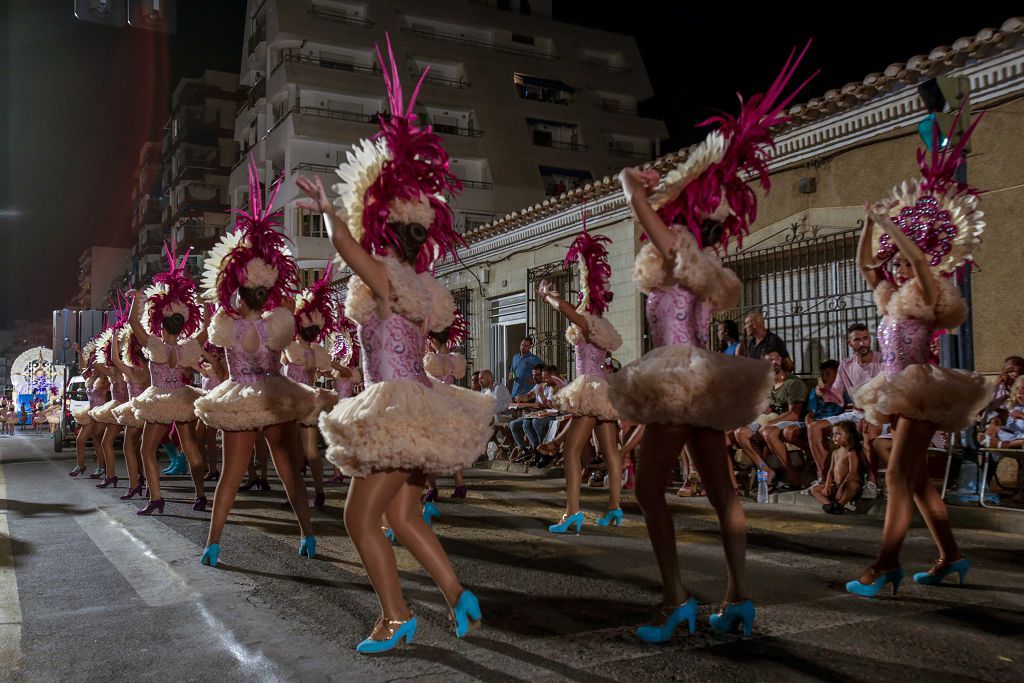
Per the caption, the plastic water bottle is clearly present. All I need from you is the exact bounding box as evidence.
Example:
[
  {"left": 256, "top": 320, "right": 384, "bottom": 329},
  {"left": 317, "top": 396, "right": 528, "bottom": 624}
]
[{"left": 756, "top": 467, "right": 769, "bottom": 503}]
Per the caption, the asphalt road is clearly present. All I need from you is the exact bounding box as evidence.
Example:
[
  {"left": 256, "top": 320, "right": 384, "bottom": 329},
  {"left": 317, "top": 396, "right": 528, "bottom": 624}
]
[{"left": 1, "top": 429, "right": 1022, "bottom": 682}]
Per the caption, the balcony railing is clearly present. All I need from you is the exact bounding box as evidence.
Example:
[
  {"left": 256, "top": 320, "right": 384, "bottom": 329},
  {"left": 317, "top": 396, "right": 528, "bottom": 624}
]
[
  {"left": 415, "top": 71, "right": 470, "bottom": 89},
  {"left": 607, "top": 146, "right": 648, "bottom": 160},
  {"left": 595, "top": 101, "right": 638, "bottom": 115},
  {"left": 292, "top": 162, "right": 338, "bottom": 175},
  {"left": 307, "top": 6, "right": 373, "bottom": 27},
  {"left": 274, "top": 49, "right": 378, "bottom": 76},
  {"left": 457, "top": 178, "right": 493, "bottom": 190},
  {"left": 247, "top": 22, "right": 267, "bottom": 56},
  {"left": 515, "top": 84, "right": 572, "bottom": 106},
  {"left": 401, "top": 27, "right": 557, "bottom": 60},
  {"left": 174, "top": 223, "right": 222, "bottom": 249},
  {"left": 294, "top": 105, "right": 381, "bottom": 126},
  {"left": 237, "top": 76, "right": 266, "bottom": 114},
  {"left": 431, "top": 122, "right": 483, "bottom": 137},
  {"left": 534, "top": 138, "right": 587, "bottom": 152},
  {"left": 581, "top": 59, "right": 630, "bottom": 73}
]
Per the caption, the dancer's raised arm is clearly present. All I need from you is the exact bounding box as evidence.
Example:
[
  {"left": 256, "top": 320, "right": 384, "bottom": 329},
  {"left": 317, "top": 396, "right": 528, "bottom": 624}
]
[
  {"left": 619, "top": 167, "right": 675, "bottom": 258},
  {"left": 866, "top": 202, "right": 938, "bottom": 306}
]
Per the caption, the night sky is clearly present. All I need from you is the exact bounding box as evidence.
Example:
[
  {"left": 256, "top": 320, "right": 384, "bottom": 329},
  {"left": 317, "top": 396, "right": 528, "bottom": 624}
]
[{"left": 0, "top": 1, "right": 1012, "bottom": 327}]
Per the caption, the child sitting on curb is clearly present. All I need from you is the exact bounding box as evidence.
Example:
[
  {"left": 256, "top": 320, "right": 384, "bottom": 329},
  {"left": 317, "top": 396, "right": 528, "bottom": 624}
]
[{"left": 810, "top": 421, "right": 863, "bottom": 514}]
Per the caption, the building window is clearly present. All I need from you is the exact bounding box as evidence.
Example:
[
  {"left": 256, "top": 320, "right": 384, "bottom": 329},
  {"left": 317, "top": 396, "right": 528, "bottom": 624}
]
[
  {"left": 298, "top": 208, "right": 327, "bottom": 238},
  {"left": 538, "top": 165, "right": 592, "bottom": 197},
  {"left": 514, "top": 74, "right": 573, "bottom": 106},
  {"left": 299, "top": 268, "right": 326, "bottom": 289},
  {"left": 526, "top": 261, "right": 578, "bottom": 380},
  {"left": 527, "top": 118, "right": 584, "bottom": 150},
  {"left": 450, "top": 287, "right": 473, "bottom": 387}
]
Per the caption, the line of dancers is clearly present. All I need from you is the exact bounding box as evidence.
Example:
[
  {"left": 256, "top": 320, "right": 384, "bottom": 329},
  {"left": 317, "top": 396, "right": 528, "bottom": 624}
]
[{"left": 64, "top": 33, "right": 991, "bottom": 653}]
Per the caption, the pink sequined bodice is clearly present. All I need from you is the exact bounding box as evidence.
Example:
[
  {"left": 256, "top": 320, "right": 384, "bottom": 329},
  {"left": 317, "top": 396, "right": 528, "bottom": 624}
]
[
  {"left": 127, "top": 382, "right": 147, "bottom": 399},
  {"left": 112, "top": 382, "right": 129, "bottom": 402},
  {"left": 575, "top": 341, "right": 607, "bottom": 376},
  {"left": 88, "top": 383, "right": 107, "bottom": 408},
  {"left": 336, "top": 379, "right": 354, "bottom": 399},
  {"left": 285, "top": 345, "right": 314, "bottom": 385},
  {"left": 149, "top": 342, "right": 188, "bottom": 390},
  {"left": 359, "top": 313, "right": 431, "bottom": 388},
  {"left": 226, "top": 318, "right": 282, "bottom": 386},
  {"left": 878, "top": 315, "right": 932, "bottom": 380},
  {"left": 647, "top": 284, "right": 711, "bottom": 349},
  {"left": 201, "top": 375, "right": 223, "bottom": 391}
]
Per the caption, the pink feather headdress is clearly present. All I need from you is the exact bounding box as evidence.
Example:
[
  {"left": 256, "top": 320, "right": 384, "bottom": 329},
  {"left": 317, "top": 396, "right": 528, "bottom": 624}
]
[
  {"left": 563, "top": 205, "right": 612, "bottom": 316},
  {"left": 331, "top": 317, "right": 360, "bottom": 368},
  {"left": 649, "top": 42, "right": 817, "bottom": 251},
  {"left": 143, "top": 243, "right": 201, "bottom": 337},
  {"left": 445, "top": 307, "right": 468, "bottom": 352},
  {"left": 203, "top": 159, "right": 298, "bottom": 313},
  {"left": 331, "top": 33, "right": 463, "bottom": 273},
  {"left": 873, "top": 105, "right": 984, "bottom": 277},
  {"left": 294, "top": 265, "right": 341, "bottom": 342}
]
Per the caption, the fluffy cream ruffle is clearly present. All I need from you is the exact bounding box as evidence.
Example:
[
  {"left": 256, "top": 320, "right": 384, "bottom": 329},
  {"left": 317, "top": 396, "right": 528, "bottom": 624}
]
[
  {"left": 607, "top": 345, "right": 772, "bottom": 429},
  {"left": 284, "top": 341, "right": 333, "bottom": 371},
  {"left": 89, "top": 399, "right": 123, "bottom": 425},
  {"left": 209, "top": 307, "right": 295, "bottom": 352},
  {"left": 874, "top": 278, "right": 966, "bottom": 330},
  {"left": 72, "top": 407, "right": 94, "bottom": 425},
  {"left": 144, "top": 337, "right": 202, "bottom": 368},
  {"left": 423, "top": 352, "right": 467, "bottom": 382},
  {"left": 345, "top": 256, "right": 455, "bottom": 333},
  {"left": 854, "top": 364, "right": 989, "bottom": 431},
  {"left": 320, "top": 379, "right": 494, "bottom": 477},
  {"left": 130, "top": 385, "right": 204, "bottom": 424},
  {"left": 554, "top": 374, "right": 618, "bottom": 420},
  {"left": 632, "top": 228, "right": 739, "bottom": 313},
  {"left": 194, "top": 376, "right": 315, "bottom": 431},
  {"left": 299, "top": 387, "right": 339, "bottom": 427},
  {"left": 565, "top": 314, "right": 623, "bottom": 352},
  {"left": 112, "top": 401, "right": 145, "bottom": 429}
]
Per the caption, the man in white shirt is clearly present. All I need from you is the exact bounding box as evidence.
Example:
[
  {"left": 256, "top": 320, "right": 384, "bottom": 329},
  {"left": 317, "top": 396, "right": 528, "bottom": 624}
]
[{"left": 479, "top": 370, "right": 511, "bottom": 415}]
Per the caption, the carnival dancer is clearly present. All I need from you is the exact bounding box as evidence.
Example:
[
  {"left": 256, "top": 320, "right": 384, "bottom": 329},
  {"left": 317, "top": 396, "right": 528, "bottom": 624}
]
[
  {"left": 196, "top": 337, "right": 227, "bottom": 481},
  {"left": 295, "top": 35, "right": 493, "bottom": 654},
  {"left": 324, "top": 323, "right": 361, "bottom": 488},
  {"left": 283, "top": 266, "right": 343, "bottom": 509},
  {"left": 539, "top": 217, "right": 626, "bottom": 532},
  {"left": 88, "top": 313, "right": 130, "bottom": 489},
  {"left": 846, "top": 109, "right": 989, "bottom": 597},
  {"left": 69, "top": 340, "right": 109, "bottom": 478},
  {"left": 195, "top": 160, "right": 317, "bottom": 566},
  {"left": 607, "top": 45, "right": 815, "bottom": 640},
  {"left": 127, "top": 246, "right": 208, "bottom": 514},
  {"left": 422, "top": 307, "right": 470, "bottom": 501},
  {"left": 111, "top": 321, "right": 150, "bottom": 499}
]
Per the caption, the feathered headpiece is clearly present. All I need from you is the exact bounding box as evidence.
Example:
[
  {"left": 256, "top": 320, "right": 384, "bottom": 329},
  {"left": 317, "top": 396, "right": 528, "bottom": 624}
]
[
  {"left": 331, "top": 33, "right": 463, "bottom": 273},
  {"left": 294, "top": 265, "right": 341, "bottom": 342},
  {"left": 143, "top": 243, "right": 202, "bottom": 336},
  {"left": 434, "top": 307, "right": 468, "bottom": 352},
  {"left": 97, "top": 291, "right": 131, "bottom": 366},
  {"left": 872, "top": 106, "right": 984, "bottom": 277},
  {"left": 330, "top": 317, "right": 360, "bottom": 368},
  {"left": 81, "top": 338, "right": 98, "bottom": 375},
  {"left": 203, "top": 159, "right": 298, "bottom": 313},
  {"left": 563, "top": 205, "right": 612, "bottom": 316},
  {"left": 649, "top": 42, "right": 817, "bottom": 251}
]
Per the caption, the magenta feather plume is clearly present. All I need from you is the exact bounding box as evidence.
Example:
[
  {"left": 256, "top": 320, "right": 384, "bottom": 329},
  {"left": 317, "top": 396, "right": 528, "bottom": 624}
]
[
  {"left": 332, "top": 317, "right": 361, "bottom": 368},
  {"left": 357, "top": 33, "right": 464, "bottom": 273},
  {"left": 917, "top": 104, "right": 983, "bottom": 198},
  {"left": 216, "top": 159, "right": 299, "bottom": 313},
  {"left": 563, "top": 207, "right": 613, "bottom": 315},
  {"left": 295, "top": 264, "right": 341, "bottom": 342},
  {"left": 659, "top": 41, "right": 818, "bottom": 250},
  {"left": 145, "top": 242, "right": 202, "bottom": 337},
  {"left": 446, "top": 307, "right": 469, "bottom": 351}
]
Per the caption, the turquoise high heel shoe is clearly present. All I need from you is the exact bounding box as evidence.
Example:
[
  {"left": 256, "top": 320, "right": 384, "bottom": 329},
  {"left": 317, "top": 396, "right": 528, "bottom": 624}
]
[
  {"left": 355, "top": 616, "right": 417, "bottom": 654},
  {"left": 709, "top": 599, "right": 756, "bottom": 637},
  {"left": 383, "top": 527, "right": 396, "bottom": 543},
  {"left": 298, "top": 536, "right": 316, "bottom": 558},
  {"left": 451, "top": 590, "right": 482, "bottom": 637},
  {"left": 422, "top": 501, "right": 441, "bottom": 527},
  {"left": 595, "top": 508, "right": 624, "bottom": 527},
  {"left": 914, "top": 557, "right": 969, "bottom": 586},
  {"left": 845, "top": 566, "right": 904, "bottom": 598},
  {"left": 635, "top": 597, "right": 698, "bottom": 643},
  {"left": 200, "top": 543, "right": 220, "bottom": 567},
  {"left": 548, "top": 511, "right": 584, "bottom": 534}
]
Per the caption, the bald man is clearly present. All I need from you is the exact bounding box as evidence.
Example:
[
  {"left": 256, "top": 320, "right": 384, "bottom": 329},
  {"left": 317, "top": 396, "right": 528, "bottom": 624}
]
[{"left": 743, "top": 311, "right": 788, "bottom": 360}]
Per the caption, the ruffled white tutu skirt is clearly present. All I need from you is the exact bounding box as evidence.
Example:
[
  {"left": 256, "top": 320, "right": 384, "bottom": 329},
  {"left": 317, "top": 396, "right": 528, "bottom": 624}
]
[
  {"left": 89, "top": 399, "right": 123, "bottom": 426},
  {"left": 112, "top": 402, "right": 144, "bottom": 429},
  {"left": 607, "top": 345, "right": 773, "bottom": 430},
  {"left": 299, "top": 387, "right": 338, "bottom": 427},
  {"left": 194, "top": 376, "right": 315, "bottom": 432},
  {"left": 72, "top": 407, "right": 94, "bottom": 426},
  {"left": 320, "top": 378, "right": 495, "bottom": 477},
  {"left": 131, "top": 385, "right": 204, "bottom": 425},
  {"left": 854, "top": 364, "right": 989, "bottom": 432},
  {"left": 554, "top": 374, "right": 618, "bottom": 420}
]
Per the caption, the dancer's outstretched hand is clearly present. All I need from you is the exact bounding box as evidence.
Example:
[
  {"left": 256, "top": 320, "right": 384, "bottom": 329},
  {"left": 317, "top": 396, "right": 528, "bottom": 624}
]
[
  {"left": 537, "top": 279, "right": 561, "bottom": 306},
  {"left": 618, "top": 167, "right": 658, "bottom": 203},
  {"left": 295, "top": 176, "right": 333, "bottom": 215}
]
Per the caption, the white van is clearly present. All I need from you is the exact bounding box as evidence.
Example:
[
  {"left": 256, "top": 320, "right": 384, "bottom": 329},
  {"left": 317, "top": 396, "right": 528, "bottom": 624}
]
[{"left": 55, "top": 375, "right": 89, "bottom": 452}]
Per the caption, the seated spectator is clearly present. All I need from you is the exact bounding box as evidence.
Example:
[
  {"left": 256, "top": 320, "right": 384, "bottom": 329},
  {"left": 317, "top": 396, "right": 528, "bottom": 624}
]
[
  {"left": 743, "top": 311, "right": 788, "bottom": 360},
  {"left": 509, "top": 367, "right": 562, "bottom": 464},
  {"left": 733, "top": 351, "right": 806, "bottom": 489},
  {"left": 763, "top": 359, "right": 843, "bottom": 487},
  {"left": 982, "top": 356, "right": 1024, "bottom": 427},
  {"left": 479, "top": 370, "right": 512, "bottom": 415},
  {"left": 512, "top": 366, "right": 545, "bottom": 404},
  {"left": 985, "top": 377, "right": 1024, "bottom": 449},
  {"left": 470, "top": 370, "right": 481, "bottom": 392},
  {"left": 718, "top": 319, "right": 745, "bottom": 356},
  {"left": 810, "top": 421, "right": 863, "bottom": 514}
]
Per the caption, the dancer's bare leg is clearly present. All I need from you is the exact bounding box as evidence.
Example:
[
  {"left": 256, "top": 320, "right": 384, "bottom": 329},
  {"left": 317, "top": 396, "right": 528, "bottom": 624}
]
[
  {"left": 100, "top": 425, "right": 120, "bottom": 477},
  {"left": 635, "top": 423, "right": 689, "bottom": 607},
  {"left": 176, "top": 421, "right": 207, "bottom": 499},
  {"left": 595, "top": 420, "right": 622, "bottom": 511},
  {"left": 912, "top": 454, "right": 961, "bottom": 563},
  {"left": 561, "top": 417, "right": 596, "bottom": 516},
  {"left": 139, "top": 422, "right": 171, "bottom": 501},
  {"left": 123, "top": 426, "right": 142, "bottom": 487},
  {"left": 76, "top": 422, "right": 100, "bottom": 468},
  {"left": 301, "top": 426, "right": 324, "bottom": 497},
  {"left": 264, "top": 421, "right": 313, "bottom": 538},
  {"left": 207, "top": 431, "right": 259, "bottom": 546}
]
